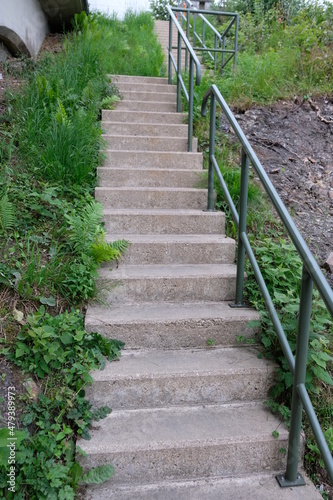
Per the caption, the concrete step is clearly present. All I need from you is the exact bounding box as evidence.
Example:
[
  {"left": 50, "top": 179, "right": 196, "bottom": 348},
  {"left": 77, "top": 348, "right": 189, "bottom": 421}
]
[
  {"left": 95, "top": 187, "right": 207, "bottom": 209},
  {"left": 101, "top": 122, "right": 188, "bottom": 137},
  {"left": 86, "top": 347, "right": 276, "bottom": 409},
  {"left": 103, "top": 150, "right": 202, "bottom": 169},
  {"left": 116, "top": 82, "right": 176, "bottom": 94},
  {"left": 115, "top": 100, "right": 177, "bottom": 112},
  {"left": 104, "top": 234, "right": 235, "bottom": 265},
  {"left": 97, "top": 167, "right": 203, "bottom": 188},
  {"left": 85, "top": 301, "right": 259, "bottom": 349},
  {"left": 82, "top": 472, "right": 322, "bottom": 500},
  {"left": 121, "top": 90, "right": 176, "bottom": 103},
  {"left": 98, "top": 263, "right": 237, "bottom": 303},
  {"left": 109, "top": 75, "right": 169, "bottom": 85},
  {"left": 102, "top": 208, "right": 225, "bottom": 234},
  {"left": 102, "top": 135, "right": 197, "bottom": 152},
  {"left": 101, "top": 109, "right": 186, "bottom": 124},
  {"left": 79, "top": 402, "right": 289, "bottom": 485}
]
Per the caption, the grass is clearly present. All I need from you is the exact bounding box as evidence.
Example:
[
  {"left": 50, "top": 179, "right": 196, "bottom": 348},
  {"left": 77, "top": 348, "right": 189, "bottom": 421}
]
[{"left": 0, "top": 10, "right": 165, "bottom": 498}]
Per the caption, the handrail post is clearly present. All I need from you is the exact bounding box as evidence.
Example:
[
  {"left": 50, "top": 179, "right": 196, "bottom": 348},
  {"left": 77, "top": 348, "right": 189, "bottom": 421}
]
[
  {"left": 168, "top": 17, "right": 173, "bottom": 84},
  {"left": 234, "top": 13, "right": 239, "bottom": 71},
  {"left": 202, "top": 18, "right": 205, "bottom": 53},
  {"left": 276, "top": 265, "right": 313, "bottom": 487},
  {"left": 185, "top": 5, "right": 190, "bottom": 73},
  {"left": 214, "top": 34, "right": 217, "bottom": 72},
  {"left": 221, "top": 36, "right": 226, "bottom": 75},
  {"left": 207, "top": 92, "right": 216, "bottom": 211},
  {"left": 177, "top": 30, "right": 182, "bottom": 113},
  {"left": 233, "top": 148, "right": 249, "bottom": 306},
  {"left": 188, "top": 56, "right": 194, "bottom": 152},
  {"left": 193, "top": 13, "right": 196, "bottom": 47}
]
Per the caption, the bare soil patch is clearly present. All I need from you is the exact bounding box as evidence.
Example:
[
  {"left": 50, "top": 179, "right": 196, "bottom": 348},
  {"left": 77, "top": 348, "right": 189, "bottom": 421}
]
[{"left": 233, "top": 96, "right": 333, "bottom": 288}]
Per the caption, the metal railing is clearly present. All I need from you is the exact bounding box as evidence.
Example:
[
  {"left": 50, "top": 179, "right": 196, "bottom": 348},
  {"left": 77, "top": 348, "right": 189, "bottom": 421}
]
[
  {"left": 175, "top": 0, "right": 239, "bottom": 73},
  {"left": 167, "top": 5, "right": 201, "bottom": 152},
  {"left": 167, "top": 4, "right": 238, "bottom": 151},
  {"left": 201, "top": 83, "right": 333, "bottom": 487}
]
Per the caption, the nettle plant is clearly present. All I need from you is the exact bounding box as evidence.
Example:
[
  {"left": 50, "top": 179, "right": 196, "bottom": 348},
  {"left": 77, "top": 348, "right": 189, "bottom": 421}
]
[{"left": 1, "top": 307, "right": 124, "bottom": 498}]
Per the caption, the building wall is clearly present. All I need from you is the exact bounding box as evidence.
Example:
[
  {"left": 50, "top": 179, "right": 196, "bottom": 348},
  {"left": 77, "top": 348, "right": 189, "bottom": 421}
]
[{"left": 0, "top": 0, "right": 49, "bottom": 58}]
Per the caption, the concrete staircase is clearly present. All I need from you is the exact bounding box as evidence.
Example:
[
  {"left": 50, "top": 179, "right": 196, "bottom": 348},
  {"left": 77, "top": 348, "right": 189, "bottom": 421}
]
[
  {"left": 155, "top": 20, "right": 186, "bottom": 70},
  {"left": 80, "top": 75, "right": 320, "bottom": 499}
]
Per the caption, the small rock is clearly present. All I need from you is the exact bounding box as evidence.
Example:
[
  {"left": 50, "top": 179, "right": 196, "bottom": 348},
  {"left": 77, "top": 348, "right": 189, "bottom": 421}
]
[
  {"left": 324, "top": 252, "right": 333, "bottom": 273},
  {"left": 23, "top": 379, "right": 40, "bottom": 401}
]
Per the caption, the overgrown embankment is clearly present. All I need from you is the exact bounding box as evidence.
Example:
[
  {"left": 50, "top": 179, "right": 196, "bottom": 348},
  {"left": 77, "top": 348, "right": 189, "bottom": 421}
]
[{"left": 0, "top": 11, "right": 165, "bottom": 499}]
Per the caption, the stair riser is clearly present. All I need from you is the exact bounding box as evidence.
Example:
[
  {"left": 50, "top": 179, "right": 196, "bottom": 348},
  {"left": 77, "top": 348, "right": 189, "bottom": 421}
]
[
  {"left": 95, "top": 188, "right": 207, "bottom": 209},
  {"left": 87, "top": 371, "right": 276, "bottom": 410},
  {"left": 103, "top": 136, "right": 197, "bottom": 152},
  {"left": 97, "top": 168, "right": 203, "bottom": 188},
  {"left": 104, "top": 241, "right": 235, "bottom": 265},
  {"left": 101, "top": 276, "right": 236, "bottom": 303},
  {"left": 102, "top": 123, "right": 188, "bottom": 137},
  {"left": 103, "top": 212, "right": 225, "bottom": 234},
  {"left": 116, "top": 83, "right": 176, "bottom": 94},
  {"left": 121, "top": 91, "right": 176, "bottom": 103},
  {"left": 81, "top": 439, "right": 288, "bottom": 486},
  {"left": 115, "top": 101, "right": 177, "bottom": 112},
  {"left": 85, "top": 313, "right": 259, "bottom": 350},
  {"left": 101, "top": 110, "right": 185, "bottom": 124},
  {"left": 103, "top": 151, "right": 203, "bottom": 169}
]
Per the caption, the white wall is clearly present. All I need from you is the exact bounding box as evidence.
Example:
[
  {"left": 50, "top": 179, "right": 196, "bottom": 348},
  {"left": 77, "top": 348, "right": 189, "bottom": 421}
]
[{"left": 0, "top": 0, "right": 49, "bottom": 58}]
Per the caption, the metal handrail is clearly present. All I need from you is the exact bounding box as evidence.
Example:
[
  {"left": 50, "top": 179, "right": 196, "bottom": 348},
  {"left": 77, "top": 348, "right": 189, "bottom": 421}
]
[
  {"left": 175, "top": 1, "right": 239, "bottom": 72},
  {"left": 201, "top": 84, "right": 333, "bottom": 487},
  {"left": 167, "top": 5, "right": 201, "bottom": 152}
]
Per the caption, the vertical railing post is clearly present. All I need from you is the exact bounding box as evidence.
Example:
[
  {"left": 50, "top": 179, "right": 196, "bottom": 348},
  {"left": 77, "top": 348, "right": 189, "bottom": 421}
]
[
  {"left": 202, "top": 18, "right": 205, "bottom": 48},
  {"left": 207, "top": 92, "right": 216, "bottom": 211},
  {"left": 177, "top": 30, "right": 182, "bottom": 113},
  {"left": 221, "top": 36, "right": 226, "bottom": 76},
  {"left": 234, "top": 14, "right": 239, "bottom": 71},
  {"left": 168, "top": 16, "right": 173, "bottom": 84},
  {"left": 193, "top": 13, "right": 196, "bottom": 48},
  {"left": 188, "top": 56, "right": 194, "bottom": 152},
  {"left": 214, "top": 35, "right": 217, "bottom": 72},
  {"left": 185, "top": 5, "right": 190, "bottom": 73},
  {"left": 276, "top": 265, "right": 313, "bottom": 487},
  {"left": 234, "top": 148, "right": 249, "bottom": 305}
]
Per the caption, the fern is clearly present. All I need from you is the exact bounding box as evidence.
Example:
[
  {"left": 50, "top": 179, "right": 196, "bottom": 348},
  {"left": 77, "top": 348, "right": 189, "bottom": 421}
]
[
  {"left": 65, "top": 201, "right": 103, "bottom": 255},
  {"left": 0, "top": 195, "right": 14, "bottom": 232},
  {"left": 109, "top": 239, "right": 130, "bottom": 253},
  {"left": 92, "top": 239, "right": 129, "bottom": 264}
]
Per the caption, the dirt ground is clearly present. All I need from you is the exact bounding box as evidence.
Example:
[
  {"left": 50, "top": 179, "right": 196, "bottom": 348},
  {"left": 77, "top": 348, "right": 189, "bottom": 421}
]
[{"left": 232, "top": 97, "right": 333, "bottom": 287}]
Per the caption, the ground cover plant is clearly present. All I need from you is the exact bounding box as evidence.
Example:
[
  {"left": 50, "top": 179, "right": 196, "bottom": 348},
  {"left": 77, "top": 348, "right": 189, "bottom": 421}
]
[
  {"left": 189, "top": 0, "right": 333, "bottom": 494},
  {"left": 0, "top": 10, "right": 165, "bottom": 498}
]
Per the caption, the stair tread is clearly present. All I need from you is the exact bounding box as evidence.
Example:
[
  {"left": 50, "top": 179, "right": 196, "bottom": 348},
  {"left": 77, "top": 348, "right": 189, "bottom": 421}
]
[
  {"left": 86, "top": 300, "right": 258, "bottom": 324},
  {"left": 85, "top": 473, "right": 322, "bottom": 500},
  {"left": 105, "top": 234, "right": 233, "bottom": 244},
  {"left": 91, "top": 347, "right": 274, "bottom": 380},
  {"left": 99, "top": 263, "right": 237, "bottom": 279},
  {"left": 96, "top": 186, "right": 207, "bottom": 192},
  {"left": 80, "top": 402, "right": 288, "bottom": 453},
  {"left": 103, "top": 208, "right": 222, "bottom": 215}
]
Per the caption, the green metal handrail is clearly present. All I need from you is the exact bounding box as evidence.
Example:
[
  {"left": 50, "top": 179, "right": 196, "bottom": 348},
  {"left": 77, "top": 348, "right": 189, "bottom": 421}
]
[
  {"left": 201, "top": 84, "right": 333, "bottom": 487},
  {"left": 167, "top": 5, "right": 201, "bottom": 152}
]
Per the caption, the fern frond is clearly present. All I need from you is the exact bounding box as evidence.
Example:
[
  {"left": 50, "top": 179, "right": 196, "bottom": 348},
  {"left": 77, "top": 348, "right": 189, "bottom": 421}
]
[
  {"left": 91, "top": 242, "right": 120, "bottom": 264},
  {"left": 0, "top": 195, "right": 15, "bottom": 232},
  {"left": 109, "top": 239, "right": 130, "bottom": 254},
  {"left": 65, "top": 201, "right": 103, "bottom": 255}
]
